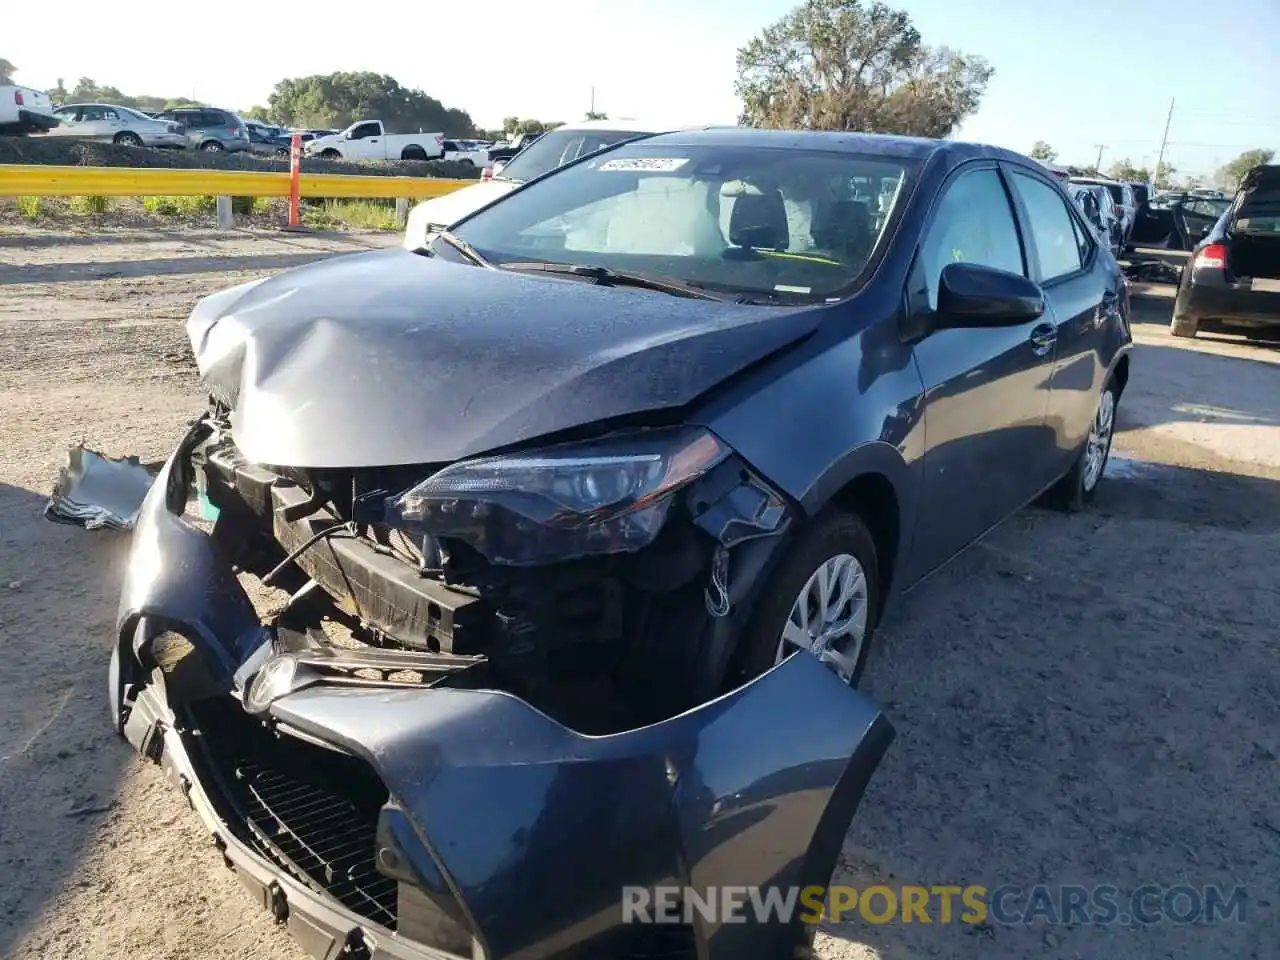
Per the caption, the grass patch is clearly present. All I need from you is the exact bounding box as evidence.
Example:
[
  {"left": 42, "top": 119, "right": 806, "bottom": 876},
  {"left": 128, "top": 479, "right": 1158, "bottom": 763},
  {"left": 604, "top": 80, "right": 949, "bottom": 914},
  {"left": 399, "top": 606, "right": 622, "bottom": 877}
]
[
  {"left": 302, "top": 199, "right": 401, "bottom": 231},
  {"left": 16, "top": 196, "right": 41, "bottom": 219},
  {"left": 141, "top": 195, "right": 216, "bottom": 216},
  {"left": 68, "top": 195, "right": 112, "bottom": 215}
]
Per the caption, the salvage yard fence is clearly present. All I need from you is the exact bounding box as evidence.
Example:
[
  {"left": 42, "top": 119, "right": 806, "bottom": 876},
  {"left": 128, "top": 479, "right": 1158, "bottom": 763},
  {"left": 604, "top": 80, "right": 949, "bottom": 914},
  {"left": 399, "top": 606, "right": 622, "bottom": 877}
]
[{"left": 0, "top": 162, "right": 471, "bottom": 228}]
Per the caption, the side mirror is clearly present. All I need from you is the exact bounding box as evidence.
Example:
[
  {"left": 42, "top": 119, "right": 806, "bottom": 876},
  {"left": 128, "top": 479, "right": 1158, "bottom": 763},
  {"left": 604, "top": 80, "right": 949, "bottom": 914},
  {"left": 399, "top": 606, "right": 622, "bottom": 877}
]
[{"left": 932, "top": 262, "right": 1046, "bottom": 329}]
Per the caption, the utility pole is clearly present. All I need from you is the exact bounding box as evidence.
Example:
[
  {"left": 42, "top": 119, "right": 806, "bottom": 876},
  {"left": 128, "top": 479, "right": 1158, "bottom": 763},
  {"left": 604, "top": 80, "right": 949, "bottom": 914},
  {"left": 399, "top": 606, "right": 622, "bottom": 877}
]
[
  {"left": 1094, "top": 143, "right": 1107, "bottom": 173},
  {"left": 589, "top": 86, "right": 595, "bottom": 116},
  {"left": 1154, "top": 97, "right": 1175, "bottom": 188}
]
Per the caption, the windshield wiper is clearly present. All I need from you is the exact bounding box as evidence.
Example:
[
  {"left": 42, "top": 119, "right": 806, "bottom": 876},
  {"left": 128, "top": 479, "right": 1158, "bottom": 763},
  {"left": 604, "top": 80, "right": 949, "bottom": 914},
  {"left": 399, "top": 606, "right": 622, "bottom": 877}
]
[
  {"left": 433, "top": 229, "right": 491, "bottom": 267},
  {"left": 497, "top": 261, "right": 724, "bottom": 301}
]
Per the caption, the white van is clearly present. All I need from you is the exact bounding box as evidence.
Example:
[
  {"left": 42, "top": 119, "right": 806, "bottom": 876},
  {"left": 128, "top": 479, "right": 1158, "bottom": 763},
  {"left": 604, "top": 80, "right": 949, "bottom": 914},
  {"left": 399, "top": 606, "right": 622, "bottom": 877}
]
[{"left": 403, "top": 119, "right": 696, "bottom": 251}]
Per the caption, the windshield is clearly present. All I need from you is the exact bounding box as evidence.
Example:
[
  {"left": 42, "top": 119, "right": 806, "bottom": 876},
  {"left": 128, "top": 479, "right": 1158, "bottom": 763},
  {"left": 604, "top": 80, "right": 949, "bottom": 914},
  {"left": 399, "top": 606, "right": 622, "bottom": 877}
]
[
  {"left": 499, "top": 129, "right": 656, "bottom": 182},
  {"left": 451, "top": 141, "right": 916, "bottom": 302}
]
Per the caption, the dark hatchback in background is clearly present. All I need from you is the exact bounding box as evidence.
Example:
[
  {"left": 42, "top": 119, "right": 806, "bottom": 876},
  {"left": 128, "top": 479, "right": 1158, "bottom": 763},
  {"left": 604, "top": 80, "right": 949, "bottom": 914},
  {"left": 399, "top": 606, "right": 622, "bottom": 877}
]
[
  {"left": 1171, "top": 164, "right": 1280, "bottom": 338},
  {"left": 112, "top": 129, "right": 1131, "bottom": 960},
  {"left": 1130, "top": 191, "right": 1232, "bottom": 251}
]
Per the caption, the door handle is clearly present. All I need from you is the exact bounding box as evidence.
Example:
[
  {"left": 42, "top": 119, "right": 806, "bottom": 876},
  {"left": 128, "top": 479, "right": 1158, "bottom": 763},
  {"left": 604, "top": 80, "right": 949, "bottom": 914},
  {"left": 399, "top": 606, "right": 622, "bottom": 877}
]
[{"left": 1029, "top": 323, "right": 1057, "bottom": 356}]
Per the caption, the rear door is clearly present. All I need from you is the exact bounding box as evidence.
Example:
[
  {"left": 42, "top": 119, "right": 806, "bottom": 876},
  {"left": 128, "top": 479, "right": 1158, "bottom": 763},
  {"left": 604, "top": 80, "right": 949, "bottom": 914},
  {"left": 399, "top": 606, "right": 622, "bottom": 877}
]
[
  {"left": 1006, "top": 166, "right": 1120, "bottom": 474},
  {"left": 1227, "top": 167, "right": 1280, "bottom": 283},
  {"left": 906, "top": 164, "right": 1058, "bottom": 578}
]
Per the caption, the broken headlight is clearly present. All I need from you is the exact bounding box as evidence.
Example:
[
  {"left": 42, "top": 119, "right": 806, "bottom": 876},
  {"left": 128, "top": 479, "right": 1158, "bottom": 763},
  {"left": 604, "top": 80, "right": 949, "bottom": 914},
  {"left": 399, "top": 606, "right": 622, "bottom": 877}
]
[{"left": 385, "top": 427, "right": 730, "bottom": 565}]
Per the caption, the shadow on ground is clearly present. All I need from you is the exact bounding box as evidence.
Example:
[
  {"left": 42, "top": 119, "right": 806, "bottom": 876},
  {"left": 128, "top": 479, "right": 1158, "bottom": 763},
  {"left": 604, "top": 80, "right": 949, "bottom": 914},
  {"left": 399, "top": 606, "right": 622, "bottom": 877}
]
[
  {"left": 0, "top": 481, "right": 135, "bottom": 957},
  {"left": 818, "top": 460, "right": 1280, "bottom": 959}
]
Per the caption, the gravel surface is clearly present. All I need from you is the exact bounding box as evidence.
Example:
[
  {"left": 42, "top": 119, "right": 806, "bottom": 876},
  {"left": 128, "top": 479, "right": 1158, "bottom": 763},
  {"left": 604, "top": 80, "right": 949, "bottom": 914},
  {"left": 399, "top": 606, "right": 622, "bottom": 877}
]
[{"left": 1, "top": 229, "right": 1277, "bottom": 960}]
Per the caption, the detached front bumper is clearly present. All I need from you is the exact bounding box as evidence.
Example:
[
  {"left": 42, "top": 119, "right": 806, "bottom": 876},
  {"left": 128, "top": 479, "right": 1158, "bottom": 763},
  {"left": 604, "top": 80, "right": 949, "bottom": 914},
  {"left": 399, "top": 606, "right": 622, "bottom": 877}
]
[{"left": 113, "top": 440, "right": 895, "bottom": 960}]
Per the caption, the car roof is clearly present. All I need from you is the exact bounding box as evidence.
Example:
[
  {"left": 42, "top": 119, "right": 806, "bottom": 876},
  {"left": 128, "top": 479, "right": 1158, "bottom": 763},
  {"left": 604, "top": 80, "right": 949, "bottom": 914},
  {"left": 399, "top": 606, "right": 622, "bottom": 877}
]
[
  {"left": 631, "top": 127, "right": 1036, "bottom": 166},
  {"left": 551, "top": 118, "right": 720, "bottom": 135}
]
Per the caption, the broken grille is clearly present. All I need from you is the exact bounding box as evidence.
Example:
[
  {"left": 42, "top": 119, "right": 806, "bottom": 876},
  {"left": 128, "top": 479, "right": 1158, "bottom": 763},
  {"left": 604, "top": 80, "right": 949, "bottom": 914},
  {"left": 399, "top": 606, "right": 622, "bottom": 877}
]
[{"left": 186, "top": 698, "right": 397, "bottom": 929}]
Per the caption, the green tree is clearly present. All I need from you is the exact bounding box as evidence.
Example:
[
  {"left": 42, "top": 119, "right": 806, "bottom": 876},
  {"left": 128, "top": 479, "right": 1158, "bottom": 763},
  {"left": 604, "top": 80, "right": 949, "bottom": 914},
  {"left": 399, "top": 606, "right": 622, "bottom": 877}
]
[
  {"left": 1216, "top": 148, "right": 1275, "bottom": 192},
  {"left": 267, "top": 72, "right": 475, "bottom": 136},
  {"left": 1029, "top": 141, "right": 1057, "bottom": 162},
  {"left": 243, "top": 105, "right": 273, "bottom": 122},
  {"left": 1154, "top": 161, "right": 1176, "bottom": 189},
  {"left": 585, "top": 111, "right": 608, "bottom": 121},
  {"left": 501, "top": 117, "right": 559, "bottom": 136},
  {"left": 46, "top": 78, "right": 69, "bottom": 103},
  {"left": 1107, "top": 158, "right": 1150, "bottom": 183},
  {"left": 0, "top": 58, "right": 15, "bottom": 84},
  {"left": 735, "top": 0, "right": 993, "bottom": 137}
]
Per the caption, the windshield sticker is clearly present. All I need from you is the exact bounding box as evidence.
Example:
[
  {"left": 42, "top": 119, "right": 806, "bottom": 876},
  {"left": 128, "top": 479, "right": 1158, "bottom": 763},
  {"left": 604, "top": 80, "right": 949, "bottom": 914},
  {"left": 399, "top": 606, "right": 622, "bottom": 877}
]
[
  {"left": 774, "top": 284, "right": 812, "bottom": 294},
  {"left": 598, "top": 157, "right": 690, "bottom": 173}
]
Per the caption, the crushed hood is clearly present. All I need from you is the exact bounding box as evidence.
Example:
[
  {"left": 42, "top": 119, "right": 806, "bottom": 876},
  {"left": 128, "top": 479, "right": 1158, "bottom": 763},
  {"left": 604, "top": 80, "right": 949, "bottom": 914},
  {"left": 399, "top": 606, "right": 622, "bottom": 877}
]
[{"left": 188, "top": 249, "right": 820, "bottom": 468}]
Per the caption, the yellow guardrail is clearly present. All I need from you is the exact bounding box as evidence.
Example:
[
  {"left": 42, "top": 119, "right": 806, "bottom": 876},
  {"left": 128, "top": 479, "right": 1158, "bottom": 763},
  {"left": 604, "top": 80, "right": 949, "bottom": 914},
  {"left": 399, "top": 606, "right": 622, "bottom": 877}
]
[{"left": 0, "top": 164, "right": 472, "bottom": 200}]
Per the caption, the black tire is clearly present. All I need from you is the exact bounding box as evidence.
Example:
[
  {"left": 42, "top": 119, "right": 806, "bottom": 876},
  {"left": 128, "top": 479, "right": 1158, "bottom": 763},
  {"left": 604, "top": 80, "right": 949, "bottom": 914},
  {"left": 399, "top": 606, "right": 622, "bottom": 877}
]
[
  {"left": 401, "top": 147, "right": 427, "bottom": 161},
  {"left": 320, "top": 149, "right": 341, "bottom": 160},
  {"left": 274, "top": 148, "right": 289, "bottom": 158},
  {"left": 1170, "top": 312, "right": 1199, "bottom": 338},
  {"left": 201, "top": 140, "right": 224, "bottom": 153},
  {"left": 1047, "top": 380, "right": 1118, "bottom": 511},
  {"left": 724, "top": 509, "right": 881, "bottom": 690},
  {"left": 114, "top": 132, "right": 143, "bottom": 147},
  {"left": 458, "top": 158, "right": 474, "bottom": 167}
]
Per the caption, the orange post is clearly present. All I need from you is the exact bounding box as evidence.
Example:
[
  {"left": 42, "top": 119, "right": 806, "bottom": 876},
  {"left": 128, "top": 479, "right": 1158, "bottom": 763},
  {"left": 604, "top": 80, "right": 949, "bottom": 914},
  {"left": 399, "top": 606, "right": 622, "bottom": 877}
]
[{"left": 288, "top": 133, "right": 302, "bottom": 226}]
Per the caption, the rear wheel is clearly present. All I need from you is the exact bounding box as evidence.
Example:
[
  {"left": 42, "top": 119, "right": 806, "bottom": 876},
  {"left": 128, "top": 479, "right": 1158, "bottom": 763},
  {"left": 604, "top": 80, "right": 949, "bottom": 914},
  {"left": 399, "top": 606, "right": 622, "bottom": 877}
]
[
  {"left": 401, "top": 146, "right": 427, "bottom": 161},
  {"left": 201, "top": 140, "right": 224, "bottom": 153},
  {"left": 114, "top": 131, "right": 143, "bottom": 147},
  {"left": 274, "top": 147, "right": 289, "bottom": 158},
  {"left": 725, "top": 510, "right": 881, "bottom": 689},
  {"left": 1047, "top": 381, "right": 1118, "bottom": 511},
  {"left": 1169, "top": 312, "right": 1199, "bottom": 338}
]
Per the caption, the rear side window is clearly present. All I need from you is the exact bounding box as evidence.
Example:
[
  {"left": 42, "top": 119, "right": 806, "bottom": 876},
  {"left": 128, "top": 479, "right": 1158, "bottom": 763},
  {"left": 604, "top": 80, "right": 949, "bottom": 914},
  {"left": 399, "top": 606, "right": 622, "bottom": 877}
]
[
  {"left": 916, "top": 168, "right": 1024, "bottom": 310},
  {"left": 1010, "top": 172, "right": 1084, "bottom": 280}
]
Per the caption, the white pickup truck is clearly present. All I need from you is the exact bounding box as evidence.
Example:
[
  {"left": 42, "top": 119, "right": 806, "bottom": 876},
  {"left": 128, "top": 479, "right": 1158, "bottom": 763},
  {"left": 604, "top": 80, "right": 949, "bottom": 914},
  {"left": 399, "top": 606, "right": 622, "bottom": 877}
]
[
  {"left": 305, "top": 120, "right": 444, "bottom": 161},
  {"left": 441, "top": 139, "right": 490, "bottom": 168},
  {"left": 0, "top": 85, "right": 58, "bottom": 135}
]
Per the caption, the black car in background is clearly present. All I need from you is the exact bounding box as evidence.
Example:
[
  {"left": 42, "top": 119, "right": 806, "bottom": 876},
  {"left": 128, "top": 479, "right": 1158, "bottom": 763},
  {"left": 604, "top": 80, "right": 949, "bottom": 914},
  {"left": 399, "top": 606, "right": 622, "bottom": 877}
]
[
  {"left": 111, "top": 130, "right": 1131, "bottom": 960},
  {"left": 1131, "top": 192, "right": 1232, "bottom": 251},
  {"left": 1171, "top": 164, "right": 1280, "bottom": 338}
]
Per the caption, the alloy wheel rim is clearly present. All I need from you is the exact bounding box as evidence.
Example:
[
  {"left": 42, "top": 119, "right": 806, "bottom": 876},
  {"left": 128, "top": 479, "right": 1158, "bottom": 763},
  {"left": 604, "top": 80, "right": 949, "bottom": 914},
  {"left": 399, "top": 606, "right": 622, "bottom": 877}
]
[
  {"left": 1083, "top": 390, "right": 1115, "bottom": 491},
  {"left": 776, "top": 553, "right": 869, "bottom": 683}
]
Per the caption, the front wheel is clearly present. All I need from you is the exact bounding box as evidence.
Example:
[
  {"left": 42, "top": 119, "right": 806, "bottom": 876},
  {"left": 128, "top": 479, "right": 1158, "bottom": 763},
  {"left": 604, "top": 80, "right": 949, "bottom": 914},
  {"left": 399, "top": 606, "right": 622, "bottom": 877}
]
[
  {"left": 725, "top": 510, "right": 881, "bottom": 689},
  {"left": 1047, "top": 382, "right": 1118, "bottom": 511}
]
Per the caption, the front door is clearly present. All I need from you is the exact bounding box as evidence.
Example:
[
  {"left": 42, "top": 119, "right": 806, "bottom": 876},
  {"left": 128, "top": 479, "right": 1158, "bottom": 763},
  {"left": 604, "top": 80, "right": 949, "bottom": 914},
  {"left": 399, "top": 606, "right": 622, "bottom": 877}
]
[{"left": 905, "top": 165, "right": 1058, "bottom": 581}]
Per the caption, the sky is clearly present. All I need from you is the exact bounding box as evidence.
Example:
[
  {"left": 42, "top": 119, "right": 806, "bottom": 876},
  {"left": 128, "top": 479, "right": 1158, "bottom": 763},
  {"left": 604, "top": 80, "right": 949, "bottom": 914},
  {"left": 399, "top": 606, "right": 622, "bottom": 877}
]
[{"left": 7, "top": 0, "right": 1278, "bottom": 178}]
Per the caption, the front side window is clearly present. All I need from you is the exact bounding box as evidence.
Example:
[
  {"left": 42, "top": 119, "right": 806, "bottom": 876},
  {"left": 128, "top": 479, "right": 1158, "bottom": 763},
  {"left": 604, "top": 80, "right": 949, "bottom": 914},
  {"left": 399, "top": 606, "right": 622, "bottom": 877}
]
[
  {"left": 350, "top": 122, "right": 380, "bottom": 139},
  {"left": 1009, "top": 171, "right": 1084, "bottom": 281},
  {"left": 499, "top": 130, "right": 655, "bottom": 182},
  {"left": 451, "top": 142, "right": 916, "bottom": 302},
  {"left": 915, "top": 168, "right": 1023, "bottom": 310},
  {"left": 53, "top": 107, "right": 79, "bottom": 122}
]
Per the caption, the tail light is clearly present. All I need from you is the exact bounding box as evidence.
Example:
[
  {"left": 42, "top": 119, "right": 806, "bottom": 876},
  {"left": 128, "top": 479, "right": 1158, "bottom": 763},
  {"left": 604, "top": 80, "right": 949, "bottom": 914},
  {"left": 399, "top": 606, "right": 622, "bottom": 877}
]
[
  {"left": 1195, "top": 243, "right": 1226, "bottom": 269},
  {"left": 229, "top": 127, "right": 241, "bottom": 138},
  {"left": 14, "top": 91, "right": 24, "bottom": 106}
]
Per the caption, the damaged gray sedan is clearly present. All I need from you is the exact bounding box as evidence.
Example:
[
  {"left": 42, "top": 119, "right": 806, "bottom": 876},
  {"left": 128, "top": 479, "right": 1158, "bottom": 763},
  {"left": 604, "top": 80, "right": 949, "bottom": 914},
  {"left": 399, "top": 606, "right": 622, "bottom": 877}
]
[{"left": 112, "top": 130, "right": 1128, "bottom": 959}]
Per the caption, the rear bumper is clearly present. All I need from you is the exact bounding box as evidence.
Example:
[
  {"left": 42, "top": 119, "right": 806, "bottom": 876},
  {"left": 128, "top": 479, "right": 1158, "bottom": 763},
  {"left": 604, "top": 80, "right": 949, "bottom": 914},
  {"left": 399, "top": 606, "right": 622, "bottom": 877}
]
[
  {"left": 5, "top": 109, "right": 59, "bottom": 133},
  {"left": 112, "top": 432, "right": 896, "bottom": 960},
  {"left": 1181, "top": 281, "right": 1280, "bottom": 325}
]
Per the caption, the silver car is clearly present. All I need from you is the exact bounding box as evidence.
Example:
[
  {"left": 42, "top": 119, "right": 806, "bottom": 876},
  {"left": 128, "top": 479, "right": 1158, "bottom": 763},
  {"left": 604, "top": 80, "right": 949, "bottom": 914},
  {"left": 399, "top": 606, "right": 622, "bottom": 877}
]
[{"left": 46, "top": 103, "right": 187, "bottom": 149}]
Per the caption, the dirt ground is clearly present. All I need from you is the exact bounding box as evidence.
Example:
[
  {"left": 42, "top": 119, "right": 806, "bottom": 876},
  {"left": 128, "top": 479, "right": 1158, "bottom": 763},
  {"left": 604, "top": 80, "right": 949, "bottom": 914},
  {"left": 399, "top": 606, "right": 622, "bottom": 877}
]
[{"left": 1, "top": 228, "right": 1277, "bottom": 960}]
